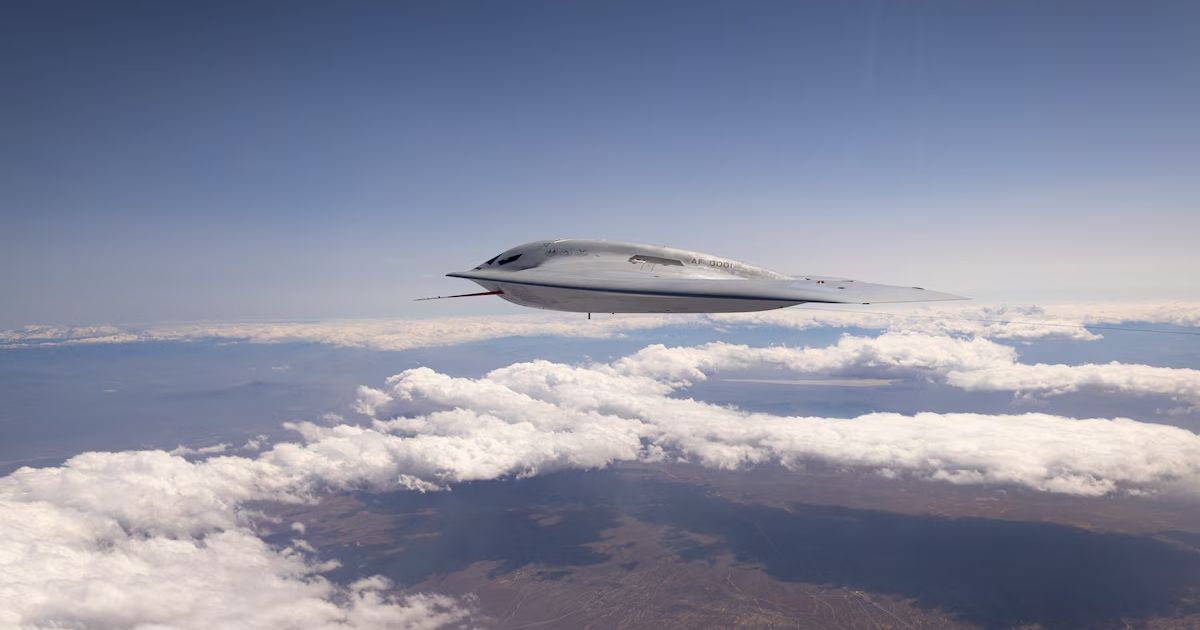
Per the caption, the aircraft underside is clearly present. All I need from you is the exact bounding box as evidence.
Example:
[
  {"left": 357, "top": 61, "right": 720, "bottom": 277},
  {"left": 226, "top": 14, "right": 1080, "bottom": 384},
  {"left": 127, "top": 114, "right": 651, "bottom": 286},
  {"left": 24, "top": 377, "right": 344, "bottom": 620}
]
[{"left": 484, "top": 281, "right": 802, "bottom": 313}]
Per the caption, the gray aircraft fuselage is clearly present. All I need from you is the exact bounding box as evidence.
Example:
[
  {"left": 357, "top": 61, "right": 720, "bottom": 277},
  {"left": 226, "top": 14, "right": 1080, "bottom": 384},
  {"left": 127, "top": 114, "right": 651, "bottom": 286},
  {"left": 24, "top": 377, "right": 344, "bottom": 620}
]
[{"left": 440, "top": 239, "right": 964, "bottom": 314}]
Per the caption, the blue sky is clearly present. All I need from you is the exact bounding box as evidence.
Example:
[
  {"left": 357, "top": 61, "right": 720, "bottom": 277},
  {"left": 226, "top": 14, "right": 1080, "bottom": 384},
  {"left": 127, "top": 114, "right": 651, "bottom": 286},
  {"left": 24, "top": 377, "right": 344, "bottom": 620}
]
[{"left": 3, "top": 0, "right": 1198, "bottom": 326}]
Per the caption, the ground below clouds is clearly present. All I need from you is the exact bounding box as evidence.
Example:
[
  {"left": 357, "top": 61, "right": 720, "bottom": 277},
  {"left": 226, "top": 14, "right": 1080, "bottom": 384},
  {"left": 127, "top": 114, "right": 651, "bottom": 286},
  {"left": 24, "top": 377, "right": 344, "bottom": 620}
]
[{"left": 265, "top": 464, "right": 1200, "bottom": 630}]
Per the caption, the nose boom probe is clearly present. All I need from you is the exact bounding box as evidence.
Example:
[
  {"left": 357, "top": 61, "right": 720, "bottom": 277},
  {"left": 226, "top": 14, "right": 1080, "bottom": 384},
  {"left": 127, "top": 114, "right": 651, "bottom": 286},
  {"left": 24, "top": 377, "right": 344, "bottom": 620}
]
[{"left": 414, "top": 290, "right": 504, "bottom": 302}]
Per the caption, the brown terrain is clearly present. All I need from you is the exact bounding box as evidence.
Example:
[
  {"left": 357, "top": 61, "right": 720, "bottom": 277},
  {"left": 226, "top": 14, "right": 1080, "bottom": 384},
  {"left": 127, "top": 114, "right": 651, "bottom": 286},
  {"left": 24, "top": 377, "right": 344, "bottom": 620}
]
[{"left": 262, "top": 464, "right": 1200, "bottom": 629}]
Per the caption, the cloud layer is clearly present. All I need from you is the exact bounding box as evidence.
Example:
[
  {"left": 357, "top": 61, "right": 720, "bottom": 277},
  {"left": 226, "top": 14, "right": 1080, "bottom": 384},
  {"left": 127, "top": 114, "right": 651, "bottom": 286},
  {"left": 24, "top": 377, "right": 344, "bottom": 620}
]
[
  {"left": 0, "top": 314, "right": 686, "bottom": 351},
  {"left": 3, "top": 301, "right": 1198, "bottom": 350},
  {"left": 617, "top": 332, "right": 1200, "bottom": 408},
  {"left": 5, "top": 333, "right": 1200, "bottom": 627},
  {"left": 714, "top": 301, "right": 1200, "bottom": 341},
  {"left": 352, "top": 351, "right": 1200, "bottom": 497},
  {"left": 0, "top": 449, "right": 476, "bottom": 629}
]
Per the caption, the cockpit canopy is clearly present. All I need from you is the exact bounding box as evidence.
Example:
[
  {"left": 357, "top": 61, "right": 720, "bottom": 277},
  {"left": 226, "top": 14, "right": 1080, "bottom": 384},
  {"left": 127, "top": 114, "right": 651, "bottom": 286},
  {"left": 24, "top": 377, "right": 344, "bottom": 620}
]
[{"left": 474, "top": 252, "right": 522, "bottom": 270}]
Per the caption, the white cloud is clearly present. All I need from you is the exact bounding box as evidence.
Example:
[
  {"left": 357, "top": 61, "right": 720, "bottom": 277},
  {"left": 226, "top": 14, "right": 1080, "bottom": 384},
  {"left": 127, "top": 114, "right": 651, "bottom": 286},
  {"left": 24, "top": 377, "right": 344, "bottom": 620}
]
[
  {"left": 1051, "top": 301, "right": 1200, "bottom": 328},
  {"left": 350, "top": 357, "right": 1200, "bottom": 497},
  {"left": 712, "top": 304, "right": 1106, "bottom": 341},
  {"left": 614, "top": 332, "right": 1200, "bottom": 408},
  {"left": 242, "top": 434, "right": 270, "bottom": 451},
  {"left": 713, "top": 301, "right": 1200, "bottom": 341},
  {"left": 169, "top": 442, "right": 231, "bottom": 456},
  {"left": 0, "top": 324, "right": 144, "bottom": 346},
  {"left": 945, "top": 361, "right": 1200, "bottom": 408},
  {"left": 0, "top": 314, "right": 693, "bottom": 351},
  {"left": 0, "top": 450, "right": 476, "bottom": 629},
  {"left": 3, "top": 301, "right": 1198, "bottom": 350},
  {"left": 5, "top": 334, "right": 1200, "bottom": 627}
]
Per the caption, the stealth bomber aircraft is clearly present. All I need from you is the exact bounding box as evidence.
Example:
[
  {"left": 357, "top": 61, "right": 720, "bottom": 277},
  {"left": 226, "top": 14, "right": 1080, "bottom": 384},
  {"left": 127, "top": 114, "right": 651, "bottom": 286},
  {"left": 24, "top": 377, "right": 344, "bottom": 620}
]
[{"left": 421, "top": 239, "right": 965, "bottom": 314}]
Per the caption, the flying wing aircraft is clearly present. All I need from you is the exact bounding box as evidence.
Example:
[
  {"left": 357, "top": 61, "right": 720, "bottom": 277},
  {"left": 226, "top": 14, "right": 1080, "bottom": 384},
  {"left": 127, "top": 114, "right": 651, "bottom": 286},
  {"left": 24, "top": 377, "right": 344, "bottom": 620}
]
[{"left": 422, "top": 239, "right": 965, "bottom": 314}]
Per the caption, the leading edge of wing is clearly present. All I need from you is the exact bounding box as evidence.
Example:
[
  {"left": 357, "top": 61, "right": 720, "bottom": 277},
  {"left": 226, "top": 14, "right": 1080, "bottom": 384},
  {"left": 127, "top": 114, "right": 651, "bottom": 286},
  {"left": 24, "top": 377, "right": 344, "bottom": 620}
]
[{"left": 447, "top": 270, "right": 967, "bottom": 304}]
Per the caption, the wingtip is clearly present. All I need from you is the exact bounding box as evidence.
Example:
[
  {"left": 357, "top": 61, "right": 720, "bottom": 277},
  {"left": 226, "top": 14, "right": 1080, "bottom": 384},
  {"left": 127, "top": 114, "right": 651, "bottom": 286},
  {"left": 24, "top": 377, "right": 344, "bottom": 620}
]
[{"left": 918, "top": 289, "right": 970, "bottom": 302}]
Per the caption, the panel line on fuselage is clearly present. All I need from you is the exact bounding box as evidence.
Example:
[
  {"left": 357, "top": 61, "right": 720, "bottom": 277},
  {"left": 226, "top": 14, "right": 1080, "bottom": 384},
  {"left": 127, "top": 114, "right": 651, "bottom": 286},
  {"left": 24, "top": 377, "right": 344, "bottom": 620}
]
[{"left": 454, "top": 274, "right": 842, "bottom": 304}]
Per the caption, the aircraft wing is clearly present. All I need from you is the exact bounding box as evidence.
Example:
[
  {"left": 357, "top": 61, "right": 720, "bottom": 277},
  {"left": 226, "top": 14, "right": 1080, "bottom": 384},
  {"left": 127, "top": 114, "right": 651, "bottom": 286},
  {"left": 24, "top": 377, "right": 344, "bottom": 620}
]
[{"left": 447, "top": 267, "right": 965, "bottom": 305}]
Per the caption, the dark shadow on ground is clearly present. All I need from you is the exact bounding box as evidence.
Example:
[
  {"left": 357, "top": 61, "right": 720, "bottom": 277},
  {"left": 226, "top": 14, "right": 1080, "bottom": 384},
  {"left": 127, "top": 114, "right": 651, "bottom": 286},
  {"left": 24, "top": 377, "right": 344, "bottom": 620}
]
[
  {"left": 632, "top": 490, "right": 1200, "bottom": 629},
  {"left": 321, "top": 478, "right": 620, "bottom": 585},
  {"left": 316, "top": 470, "right": 1200, "bottom": 629}
]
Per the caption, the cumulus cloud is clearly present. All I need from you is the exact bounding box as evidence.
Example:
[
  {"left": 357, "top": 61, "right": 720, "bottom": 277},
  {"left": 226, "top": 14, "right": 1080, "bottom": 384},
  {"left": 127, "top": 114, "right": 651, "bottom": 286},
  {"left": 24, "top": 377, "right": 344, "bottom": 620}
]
[
  {"left": 350, "top": 357, "right": 1200, "bottom": 497},
  {"left": 241, "top": 434, "right": 270, "bottom": 451},
  {"left": 5, "top": 335, "right": 1200, "bottom": 627},
  {"left": 3, "top": 301, "right": 1198, "bottom": 350},
  {"left": 613, "top": 332, "right": 1200, "bottom": 408},
  {"left": 945, "top": 361, "right": 1200, "bottom": 408},
  {"left": 0, "top": 450, "right": 476, "bottom": 629},
  {"left": 169, "top": 442, "right": 231, "bottom": 456}
]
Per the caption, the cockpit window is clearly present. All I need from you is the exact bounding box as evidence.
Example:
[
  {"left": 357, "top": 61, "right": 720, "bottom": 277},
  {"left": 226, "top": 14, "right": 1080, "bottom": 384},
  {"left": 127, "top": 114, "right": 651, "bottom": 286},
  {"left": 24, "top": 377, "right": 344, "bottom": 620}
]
[
  {"left": 473, "top": 254, "right": 503, "bottom": 270},
  {"left": 497, "top": 253, "right": 522, "bottom": 266},
  {"left": 629, "top": 254, "right": 683, "bottom": 266}
]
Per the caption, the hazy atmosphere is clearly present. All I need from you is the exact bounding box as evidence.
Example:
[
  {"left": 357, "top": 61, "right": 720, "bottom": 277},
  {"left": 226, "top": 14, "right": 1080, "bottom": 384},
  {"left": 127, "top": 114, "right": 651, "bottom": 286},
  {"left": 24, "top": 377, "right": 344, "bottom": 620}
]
[
  {"left": 4, "top": 2, "right": 1200, "bottom": 629},
  {"left": 4, "top": 1, "right": 1199, "bottom": 326}
]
